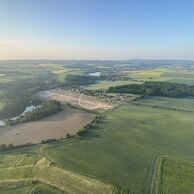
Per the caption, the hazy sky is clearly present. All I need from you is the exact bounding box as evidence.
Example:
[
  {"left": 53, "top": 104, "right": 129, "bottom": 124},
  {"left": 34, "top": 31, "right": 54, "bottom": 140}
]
[{"left": 0, "top": 0, "right": 194, "bottom": 60}]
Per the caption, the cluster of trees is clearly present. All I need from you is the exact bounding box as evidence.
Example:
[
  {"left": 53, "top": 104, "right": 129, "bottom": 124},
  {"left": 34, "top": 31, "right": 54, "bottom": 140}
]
[
  {"left": 0, "top": 132, "right": 73, "bottom": 152},
  {"left": 0, "top": 142, "right": 33, "bottom": 152},
  {"left": 6, "top": 100, "right": 61, "bottom": 126},
  {"left": 78, "top": 115, "right": 103, "bottom": 136},
  {"left": 41, "top": 138, "right": 57, "bottom": 144},
  {"left": 108, "top": 81, "right": 194, "bottom": 98},
  {"left": 65, "top": 74, "right": 97, "bottom": 86},
  {"left": 40, "top": 134, "right": 72, "bottom": 144},
  {"left": 0, "top": 73, "right": 61, "bottom": 120}
]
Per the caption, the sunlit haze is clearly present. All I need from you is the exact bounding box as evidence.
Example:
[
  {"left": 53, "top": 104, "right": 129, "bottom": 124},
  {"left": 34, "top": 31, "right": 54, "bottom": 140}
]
[{"left": 0, "top": 0, "right": 194, "bottom": 59}]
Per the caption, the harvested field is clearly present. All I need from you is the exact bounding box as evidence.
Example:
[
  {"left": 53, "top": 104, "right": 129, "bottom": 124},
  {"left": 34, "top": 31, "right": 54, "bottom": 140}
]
[
  {"left": 37, "top": 90, "right": 114, "bottom": 110},
  {"left": 0, "top": 105, "right": 95, "bottom": 145}
]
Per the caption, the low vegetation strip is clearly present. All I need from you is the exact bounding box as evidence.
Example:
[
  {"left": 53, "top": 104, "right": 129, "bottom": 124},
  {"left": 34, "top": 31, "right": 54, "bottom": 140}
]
[{"left": 0, "top": 157, "right": 113, "bottom": 194}]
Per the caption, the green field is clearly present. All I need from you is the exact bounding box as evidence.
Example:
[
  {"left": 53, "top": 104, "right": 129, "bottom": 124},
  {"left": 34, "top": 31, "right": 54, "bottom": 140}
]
[
  {"left": 136, "top": 97, "right": 194, "bottom": 112},
  {"left": 0, "top": 180, "right": 65, "bottom": 194},
  {"left": 1, "top": 101, "right": 194, "bottom": 193},
  {"left": 127, "top": 68, "right": 194, "bottom": 85},
  {"left": 40, "top": 104, "right": 194, "bottom": 194},
  {"left": 1, "top": 104, "right": 194, "bottom": 193},
  {"left": 162, "top": 71, "right": 194, "bottom": 85},
  {"left": 128, "top": 68, "right": 169, "bottom": 81},
  {"left": 0, "top": 102, "right": 4, "bottom": 111},
  {"left": 1, "top": 62, "right": 194, "bottom": 193},
  {"left": 152, "top": 156, "right": 194, "bottom": 194}
]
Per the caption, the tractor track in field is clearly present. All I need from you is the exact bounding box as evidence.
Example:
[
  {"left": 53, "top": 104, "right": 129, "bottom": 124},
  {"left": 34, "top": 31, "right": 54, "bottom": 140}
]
[{"left": 148, "top": 154, "right": 194, "bottom": 194}]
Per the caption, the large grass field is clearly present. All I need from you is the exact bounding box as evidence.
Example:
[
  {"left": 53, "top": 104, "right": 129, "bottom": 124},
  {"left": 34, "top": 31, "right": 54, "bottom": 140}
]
[
  {"left": 1, "top": 104, "right": 194, "bottom": 193},
  {"left": 0, "top": 102, "right": 4, "bottom": 111},
  {"left": 0, "top": 153, "right": 113, "bottom": 194},
  {"left": 40, "top": 104, "right": 194, "bottom": 194},
  {"left": 152, "top": 156, "right": 194, "bottom": 194},
  {"left": 127, "top": 68, "right": 194, "bottom": 85},
  {"left": 127, "top": 68, "right": 169, "bottom": 81},
  {"left": 136, "top": 97, "right": 194, "bottom": 112},
  {"left": 1, "top": 103, "right": 194, "bottom": 193}
]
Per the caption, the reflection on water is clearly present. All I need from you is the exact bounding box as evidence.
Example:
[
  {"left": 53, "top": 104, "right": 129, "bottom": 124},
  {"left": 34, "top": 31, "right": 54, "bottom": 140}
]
[{"left": 89, "top": 72, "right": 101, "bottom": 76}]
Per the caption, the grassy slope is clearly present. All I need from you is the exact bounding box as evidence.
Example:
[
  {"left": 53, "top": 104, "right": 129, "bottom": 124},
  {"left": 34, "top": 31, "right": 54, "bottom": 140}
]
[{"left": 43, "top": 104, "right": 194, "bottom": 194}]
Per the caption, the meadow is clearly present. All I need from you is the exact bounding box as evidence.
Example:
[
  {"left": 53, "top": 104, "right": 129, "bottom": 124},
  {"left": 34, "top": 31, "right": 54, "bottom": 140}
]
[
  {"left": 136, "top": 96, "right": 194, "bottom": 112},
  {"left": 127, "top": 67, "right": 194, "bottom": 85},
  {"left": 0, "top": 96, "right": 194, "bottom": 193},
  {"left": 1, "top": 61, "right": 194, "bottom": 193},
  {"left": 152, "top": 156, "right": 194, "bottom": 194},
  {"left": 41, "top": 104, "right": 194, "bottom": 194}
]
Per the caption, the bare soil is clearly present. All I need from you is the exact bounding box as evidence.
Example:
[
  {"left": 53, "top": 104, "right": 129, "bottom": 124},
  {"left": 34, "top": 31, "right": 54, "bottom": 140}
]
[
  {"left": 37, "top": 90, "right": 114, "bottom": 110},
  {"left": 0, "top": 105, "right": 95, "bottom": 145}
]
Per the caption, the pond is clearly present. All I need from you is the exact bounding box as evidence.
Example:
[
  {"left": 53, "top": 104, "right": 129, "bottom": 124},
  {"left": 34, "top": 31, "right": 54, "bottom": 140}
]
[{"left": 89, "top": 72, "right": 101, "bottom": 76}]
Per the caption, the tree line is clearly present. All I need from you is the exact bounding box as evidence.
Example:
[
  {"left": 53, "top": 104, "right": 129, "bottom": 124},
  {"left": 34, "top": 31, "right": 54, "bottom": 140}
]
[
  {"left": 5, "top": 100, "right": 61, "bottom": 126},
  {"left": 108, "top": 81, "right": 194, "bottom": 98}
]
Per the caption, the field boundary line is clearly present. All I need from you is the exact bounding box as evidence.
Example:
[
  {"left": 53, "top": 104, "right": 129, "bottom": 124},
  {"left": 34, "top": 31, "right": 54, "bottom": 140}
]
[
  {"left": 133, "top": 102, "right": 194, "bottom": 113},
  {"left": 0, "top": 157, "right": 114, "bottom": 194},
  {"left": 148, "top": 154, "right": 194, "bottom": 194}
]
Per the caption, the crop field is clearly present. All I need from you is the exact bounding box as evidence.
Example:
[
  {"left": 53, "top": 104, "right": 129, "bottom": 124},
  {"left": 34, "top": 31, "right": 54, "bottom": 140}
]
[
  {"left": 161, "top": 70, "right": 194, "bottom": 85},
  {"left": 1, "top": 62, "right": 194, "bottom": 193},
  {"left": 86, "top": 80, "right": 143, "bottom": 90},
  {"left": 125, "top": 68, "right": 194, "bottom": 85},
  {"left": 136, "top": 97, "right": 194, "bottom": 112},
  {"left": 0, "top": 105, "right": 95, "bottom": 145},
  {"left": 38, "top": 90, "right": 114, "bottom": 110},
  {"left": 152, "top": 156, "right": 194, "bottom": 194},
  {"left": 0, "top": 102, "right": 4, "bottom": 111},
  {"left": 127, "top": 68, "right": 169, "bottom": 81},
  {"left": 1, "top": 96, "right": 194, "bottom": 193},
  {"left": 0, "top": 153, "right": 113, "bottom": 194},
  {"left": 39, "top": 104, "right": 194, "bottom": 194},
  {"left": 0, "top": 182, "right": 65, "bottom": 194}
]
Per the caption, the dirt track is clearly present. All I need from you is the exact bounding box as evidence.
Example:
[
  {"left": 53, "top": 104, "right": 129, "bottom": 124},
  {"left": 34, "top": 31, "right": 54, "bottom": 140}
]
[{"left": 38, "top": 90, "right": 113, "bottom": 110}]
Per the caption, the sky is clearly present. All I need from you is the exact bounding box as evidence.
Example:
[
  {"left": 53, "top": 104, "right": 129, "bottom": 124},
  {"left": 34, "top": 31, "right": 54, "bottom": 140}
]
[{"left": 0, "top": 0, "right": 194, "bottom": 60}]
